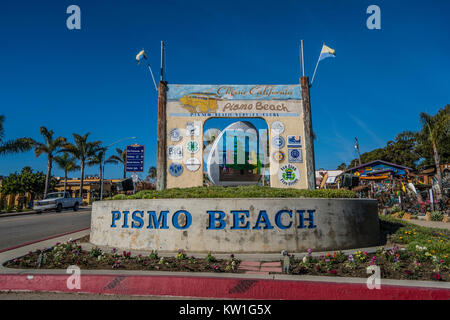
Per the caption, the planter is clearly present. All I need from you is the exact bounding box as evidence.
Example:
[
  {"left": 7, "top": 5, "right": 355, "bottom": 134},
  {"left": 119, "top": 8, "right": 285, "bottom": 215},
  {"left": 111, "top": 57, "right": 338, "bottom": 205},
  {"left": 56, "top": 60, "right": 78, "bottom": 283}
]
[{"left": 90, "top": 198, "right": 380, "bottom": 253}]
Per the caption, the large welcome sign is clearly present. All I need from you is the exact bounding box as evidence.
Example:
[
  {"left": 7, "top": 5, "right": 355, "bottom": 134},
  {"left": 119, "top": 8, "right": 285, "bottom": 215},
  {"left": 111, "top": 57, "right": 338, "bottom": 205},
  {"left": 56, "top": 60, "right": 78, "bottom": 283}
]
[
  {"left": 90, "top": 198, "right": 380, "bottom": 253},
  {"left": 163, "top": 84, "right": 309, "bottom": 189}
]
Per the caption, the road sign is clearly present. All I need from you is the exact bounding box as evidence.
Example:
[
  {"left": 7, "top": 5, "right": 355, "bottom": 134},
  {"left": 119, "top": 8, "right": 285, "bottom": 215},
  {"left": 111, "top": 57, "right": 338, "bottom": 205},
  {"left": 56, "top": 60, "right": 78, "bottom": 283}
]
[{"left": 126, "top": 144, "right": 144, "bottom": 172}]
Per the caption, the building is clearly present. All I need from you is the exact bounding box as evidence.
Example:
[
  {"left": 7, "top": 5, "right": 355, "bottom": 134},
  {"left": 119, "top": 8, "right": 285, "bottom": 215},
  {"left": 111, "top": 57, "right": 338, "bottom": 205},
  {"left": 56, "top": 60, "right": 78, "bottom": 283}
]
[
  {"left": 54, "top": 177, "right": 122, "bottom": 204},
  {"left": 345, "top": 160, "right": 412, "bottom": 181},
  {"left": 315, "top": 170, "right": 343, "bottom": 188},
  {"left": 417, "top": 163, "right": 450, "bottom": 187}
]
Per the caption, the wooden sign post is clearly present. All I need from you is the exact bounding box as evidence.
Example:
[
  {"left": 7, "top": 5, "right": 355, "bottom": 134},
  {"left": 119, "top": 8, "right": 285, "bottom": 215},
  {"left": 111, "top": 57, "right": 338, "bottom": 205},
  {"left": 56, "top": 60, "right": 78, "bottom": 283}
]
[
  {"left": 156, "top": 80, "right": 167, "bottom": 190},
  {"left": 300, "top": 76, "right": 316, "bottom": 190}
]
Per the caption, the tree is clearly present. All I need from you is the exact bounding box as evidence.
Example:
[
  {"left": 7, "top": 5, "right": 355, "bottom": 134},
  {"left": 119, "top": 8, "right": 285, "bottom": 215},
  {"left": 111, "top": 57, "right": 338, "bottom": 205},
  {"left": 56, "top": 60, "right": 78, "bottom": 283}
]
[
  {"left": 87, "top": 147, "right": 115, "bottom": 198},
  {"left": 62, "top": 133, "right": 102, "bottom": 199},
  {"left": 383, "top": 131, "right": 419, "bottom": 169},
  {"left": 0, "top": 115, "right": 34, "bottom": 155},
  {"left": 146, "top": 166, "right": 157, "bottom": 182},
  {"left": 106, "top": 148, "right": 127, "bottom": 179},
  {"left": 0, "top": 167, "right": 56, "bottom": 201},
  {"left": 54, "top": 153, "right": 80, "bottom": 193},
  {"left": 33, "top": 127, "right": 67, "bottom": 197},
  {"left": 348, "top": 147, "right": 386, "bottom": 168},
  {"left": 417, "top": 105, "right": 450, "bottom": 200},
  {"left": 336, "top": 163, "right": 347, "bottom": 170},
  {"left": 347, "top": 131, "right": 420, "bottom": 170}
]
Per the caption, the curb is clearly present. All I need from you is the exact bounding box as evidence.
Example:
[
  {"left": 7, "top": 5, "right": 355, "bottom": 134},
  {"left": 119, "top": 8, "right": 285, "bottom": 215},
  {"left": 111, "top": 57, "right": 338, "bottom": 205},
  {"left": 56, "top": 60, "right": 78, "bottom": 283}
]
[
  {"left": 0, "top": 273, "right": 449, "bottom": 300},
  {"left": 1, "top": 228, "right": 449, "bottom": 299},
  {"left": 0, "top": 210, "right": 38, "bottom": 219}
]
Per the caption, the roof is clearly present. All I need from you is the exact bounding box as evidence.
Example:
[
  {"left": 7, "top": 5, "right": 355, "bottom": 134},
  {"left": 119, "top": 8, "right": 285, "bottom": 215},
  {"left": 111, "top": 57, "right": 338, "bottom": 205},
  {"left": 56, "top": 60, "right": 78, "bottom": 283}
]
[{"left": 345, "top": 160, "right": 412, "bottom": 172}]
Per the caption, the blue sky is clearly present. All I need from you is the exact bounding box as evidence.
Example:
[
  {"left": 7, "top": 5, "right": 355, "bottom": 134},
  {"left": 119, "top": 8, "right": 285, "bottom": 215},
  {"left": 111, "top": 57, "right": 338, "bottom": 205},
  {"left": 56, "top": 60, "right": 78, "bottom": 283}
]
[{"left": 0, "top": 0, "right": 449, "bottom": 179}]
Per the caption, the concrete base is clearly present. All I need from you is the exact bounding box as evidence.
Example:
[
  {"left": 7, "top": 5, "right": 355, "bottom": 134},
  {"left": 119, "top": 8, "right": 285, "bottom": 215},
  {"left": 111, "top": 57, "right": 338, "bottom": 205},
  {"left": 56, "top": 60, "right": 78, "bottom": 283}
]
[{"left": 90, "top": 198, "right": 380, "bottom": 253}]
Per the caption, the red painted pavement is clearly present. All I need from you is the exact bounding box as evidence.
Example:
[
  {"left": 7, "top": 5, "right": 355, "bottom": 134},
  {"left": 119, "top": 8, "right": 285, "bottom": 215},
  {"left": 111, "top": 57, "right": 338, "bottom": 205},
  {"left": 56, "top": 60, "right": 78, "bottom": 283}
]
[{"left": 0, "top": 274, "right": 448, "bottom": 300}]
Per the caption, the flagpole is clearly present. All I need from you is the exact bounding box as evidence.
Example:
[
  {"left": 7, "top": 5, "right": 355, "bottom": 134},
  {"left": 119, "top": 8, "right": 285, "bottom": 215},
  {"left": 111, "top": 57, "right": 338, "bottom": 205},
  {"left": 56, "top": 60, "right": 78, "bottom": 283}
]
[
  {"left": 300, "top": 40, "right": 305, "bottom": 77},
  {"left": 147, "top": 63, "right": 158, "bottom": 91},
  {"left": 160, "top": 41, "right": 164, "bottom": 82},
  {"left": 310, "top": 43, "right": 324, "bottom": 86}
]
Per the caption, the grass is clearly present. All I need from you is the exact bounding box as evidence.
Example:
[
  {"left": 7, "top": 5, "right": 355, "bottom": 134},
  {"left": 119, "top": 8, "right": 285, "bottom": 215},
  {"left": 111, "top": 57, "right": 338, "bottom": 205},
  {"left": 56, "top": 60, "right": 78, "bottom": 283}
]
[
  {"left": 106, "top": 185, "right": 357, "bottom": 200},
  {"left": 379, "top": 215, "right": 450, "bottom": 258}
]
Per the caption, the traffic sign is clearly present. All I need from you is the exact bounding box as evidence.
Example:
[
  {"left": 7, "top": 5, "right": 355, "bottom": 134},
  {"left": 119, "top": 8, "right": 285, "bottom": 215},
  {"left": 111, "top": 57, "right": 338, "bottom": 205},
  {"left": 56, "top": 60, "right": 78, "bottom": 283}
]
[{"left": 126, "top": 144, "right": 144, "bottom": 172}]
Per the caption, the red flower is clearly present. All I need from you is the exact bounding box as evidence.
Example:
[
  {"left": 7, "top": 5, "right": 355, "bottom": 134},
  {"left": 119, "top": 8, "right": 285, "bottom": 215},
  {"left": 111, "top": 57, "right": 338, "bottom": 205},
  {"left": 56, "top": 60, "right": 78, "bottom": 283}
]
[
  {"left": 433, "top": 273, "right": 442, "bottom": 281},
  {"left": 329, "top": 269, "right": 337, "bottom": 275},
  {"left": 405, "top": 270, "right": 412, "bottom": 275}
]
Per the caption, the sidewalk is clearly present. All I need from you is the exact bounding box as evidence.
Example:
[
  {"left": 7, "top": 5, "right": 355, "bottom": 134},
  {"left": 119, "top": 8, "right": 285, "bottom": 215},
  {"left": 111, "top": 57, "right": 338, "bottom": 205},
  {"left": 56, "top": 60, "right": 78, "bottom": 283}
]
[
  {"left": 0, "top": 229, "right": 449, "bottom": 299},
  {"left": 405, "top": 219, "right": 450, "bottom": 230},
  {"left": 0, "top": 206, "right": 91, "bottom": 219}
]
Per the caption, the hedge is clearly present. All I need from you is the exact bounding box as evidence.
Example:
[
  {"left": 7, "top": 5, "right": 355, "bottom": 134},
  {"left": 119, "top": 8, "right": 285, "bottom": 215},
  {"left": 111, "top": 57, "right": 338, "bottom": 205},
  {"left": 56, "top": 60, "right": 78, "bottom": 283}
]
[{"left": 107, "top": 185, "right": 357, "bottom": 200}]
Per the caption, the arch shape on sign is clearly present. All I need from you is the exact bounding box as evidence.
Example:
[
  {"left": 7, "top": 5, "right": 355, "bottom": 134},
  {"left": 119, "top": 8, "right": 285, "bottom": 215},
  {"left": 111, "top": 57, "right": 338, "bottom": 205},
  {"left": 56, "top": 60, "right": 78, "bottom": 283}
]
[{"left": 203, "top": 118, "right": 269, "bottom": 186}]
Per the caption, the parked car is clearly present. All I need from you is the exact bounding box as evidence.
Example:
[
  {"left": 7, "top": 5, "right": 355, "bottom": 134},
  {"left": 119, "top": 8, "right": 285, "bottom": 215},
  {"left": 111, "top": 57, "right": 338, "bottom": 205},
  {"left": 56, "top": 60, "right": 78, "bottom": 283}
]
[{"left": 33, "top": 192, "right": 82, "bottom": 213}]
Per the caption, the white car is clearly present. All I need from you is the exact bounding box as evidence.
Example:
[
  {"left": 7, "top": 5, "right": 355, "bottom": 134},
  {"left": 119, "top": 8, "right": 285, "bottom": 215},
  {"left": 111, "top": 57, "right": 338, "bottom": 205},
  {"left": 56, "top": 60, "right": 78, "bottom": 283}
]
[{"left": 33, "top": 192, "right": 82, "bottom": 213}]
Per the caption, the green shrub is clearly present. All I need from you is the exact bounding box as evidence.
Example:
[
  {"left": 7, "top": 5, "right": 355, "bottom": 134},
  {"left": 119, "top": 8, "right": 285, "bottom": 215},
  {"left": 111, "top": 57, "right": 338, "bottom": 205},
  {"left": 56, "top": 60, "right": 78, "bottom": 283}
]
[
  {"left": 205, "top": 251, "right": 217, "bottom": 263},
  {"left": 89, "top": 247, "right": 102, "bottom": 258},
  {"left": 149, "top": 250, "right": 158, "bottom": 260},
  {"left": 430, "top": 211, "right": 444, "bottom": 222},
  {"left": 106, "top": 186, "right": 357, "bottom": 200}
]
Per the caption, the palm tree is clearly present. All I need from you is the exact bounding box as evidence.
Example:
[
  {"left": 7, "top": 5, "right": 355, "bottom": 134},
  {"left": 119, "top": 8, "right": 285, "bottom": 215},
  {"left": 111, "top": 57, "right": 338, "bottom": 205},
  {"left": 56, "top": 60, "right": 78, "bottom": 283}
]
[
  {"left": 87, "top": 147, "right": 115, "bottom": 199},
  {"left": 87, "top": 147, "right": 106, "bottom": 178},
  {"left": 33, "top": 127, "right": 67, "bottom": 197},
  {"left": 54, "top": 153, "right": 80, "bottom": 193},
  {"left": 63, "top": 133, "right": 102, "bottom": 199},
  {"left": 106, "top": 148, "right": 127, "bottom": 179},
  {"left": 146, "top": 166, "right": 157, "bottom": 182},
  {"left": 419, "top": 109, "right": 450, "bottom": 201},
  {"left": 0, "top": 115, "right": 34, "bottom": 155}
]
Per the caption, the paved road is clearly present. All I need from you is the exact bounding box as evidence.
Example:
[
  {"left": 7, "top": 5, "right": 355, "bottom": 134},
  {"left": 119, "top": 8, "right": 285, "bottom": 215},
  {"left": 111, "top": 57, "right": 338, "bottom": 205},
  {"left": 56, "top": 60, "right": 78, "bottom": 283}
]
[{"left": 0, "top": 208, "right": 91, "bottom": 251}]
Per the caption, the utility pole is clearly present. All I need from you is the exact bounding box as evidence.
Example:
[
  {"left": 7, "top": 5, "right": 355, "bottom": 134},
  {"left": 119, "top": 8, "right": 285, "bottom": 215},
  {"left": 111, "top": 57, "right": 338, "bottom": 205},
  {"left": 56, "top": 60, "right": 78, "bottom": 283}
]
[{"left": 355, "top": 137, "right": 362, "bottom": 166}]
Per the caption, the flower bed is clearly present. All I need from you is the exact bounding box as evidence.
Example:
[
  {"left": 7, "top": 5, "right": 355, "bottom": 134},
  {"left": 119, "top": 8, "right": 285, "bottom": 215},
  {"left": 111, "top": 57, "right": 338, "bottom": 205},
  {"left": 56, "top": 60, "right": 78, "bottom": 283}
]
[
  {"left": 289, "top": 246, "right": 448, "bottom": 281},
  {"left": 4, "top": 242, "right": 240, "bottom": 273},
  {"left": 3, "top": 216, "right": 449, "bottom": 281}
]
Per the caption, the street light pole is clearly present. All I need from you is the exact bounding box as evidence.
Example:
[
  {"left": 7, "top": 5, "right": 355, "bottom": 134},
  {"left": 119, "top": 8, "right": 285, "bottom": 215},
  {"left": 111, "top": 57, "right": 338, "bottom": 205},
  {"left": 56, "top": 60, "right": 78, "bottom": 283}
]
[{"left": 100, "top": 136, "right": 136, "bottom": 201}]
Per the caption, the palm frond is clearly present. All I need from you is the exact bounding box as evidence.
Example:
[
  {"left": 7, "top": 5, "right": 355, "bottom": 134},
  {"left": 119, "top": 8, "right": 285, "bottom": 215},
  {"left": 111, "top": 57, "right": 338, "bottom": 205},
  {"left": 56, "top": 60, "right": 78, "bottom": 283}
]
[
  {"left": 0, "top": 138, "right": 35, "bottom": 155},
  {"left": 106, "top": 155, "right": 123, "bottom": 164}
]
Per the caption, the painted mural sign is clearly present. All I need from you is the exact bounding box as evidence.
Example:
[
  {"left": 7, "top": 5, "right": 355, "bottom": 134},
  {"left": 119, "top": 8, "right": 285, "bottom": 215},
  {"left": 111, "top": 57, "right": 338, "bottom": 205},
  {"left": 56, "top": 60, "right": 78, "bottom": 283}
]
[
  {"left": 166, "top": 84, "right": 302, "bottom": 117},
  {"left": 164, "top": 83, "right": 309, "bottom": 190}
]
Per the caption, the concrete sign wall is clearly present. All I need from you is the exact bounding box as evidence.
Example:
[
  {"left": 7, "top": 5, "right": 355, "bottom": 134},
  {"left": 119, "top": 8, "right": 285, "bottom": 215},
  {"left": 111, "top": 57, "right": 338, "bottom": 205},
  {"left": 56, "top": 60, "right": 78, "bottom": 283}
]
[
  {"left": 90, "top": 198, "right": 380, "bottom": 253},
  {"left": 164, "top": 84, "right": 309, "bottom": 189}
]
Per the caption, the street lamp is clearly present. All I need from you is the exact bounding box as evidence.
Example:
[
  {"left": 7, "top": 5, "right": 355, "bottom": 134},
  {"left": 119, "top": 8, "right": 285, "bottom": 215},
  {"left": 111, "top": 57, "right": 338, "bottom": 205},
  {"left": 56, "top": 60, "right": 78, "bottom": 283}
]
[{"left": 100, "top": 136, "right": 136, "bottom": 200}]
